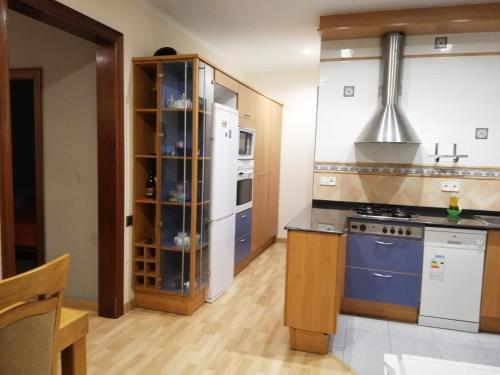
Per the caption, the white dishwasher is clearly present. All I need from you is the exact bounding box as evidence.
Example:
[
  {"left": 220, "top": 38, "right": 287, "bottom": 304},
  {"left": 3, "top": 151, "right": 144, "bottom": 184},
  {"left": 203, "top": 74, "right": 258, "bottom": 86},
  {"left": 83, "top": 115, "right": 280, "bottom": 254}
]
[{"left": 419, "top": 227, "right": 487, "bottom": 332}]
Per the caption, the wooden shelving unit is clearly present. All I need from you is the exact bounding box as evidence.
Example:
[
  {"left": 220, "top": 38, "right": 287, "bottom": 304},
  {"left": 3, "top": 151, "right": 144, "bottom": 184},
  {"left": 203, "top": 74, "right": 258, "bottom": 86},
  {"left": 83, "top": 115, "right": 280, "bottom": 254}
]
[{"left": 132, "top": 56, "right": 214, "bottom": 315}]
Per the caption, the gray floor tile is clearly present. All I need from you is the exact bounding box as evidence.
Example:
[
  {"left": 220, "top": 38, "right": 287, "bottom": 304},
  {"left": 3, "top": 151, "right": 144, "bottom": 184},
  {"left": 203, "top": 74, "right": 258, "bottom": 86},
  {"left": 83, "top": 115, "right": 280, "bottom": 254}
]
[
  {"left": 388, "top": 321, "right": 434, "bottom": 341},
  {"left": 330, "top": 345, "right": 345, "bottom": 361},
  {"left": 343, "top": 348, "right": 385, "bottom": 375},
  {"left": 345, "top": 329, "right": 391, "bottom": 353},
  {"left": 477, "top": 333, "right": 500, "bottom": 350},
  {"left": 390, "top": 335, "right": 441, "bottom": 359},
  {"left": 349, "top": 316, "right": 389, "bottom": 334},
  {"left": 436, "top": 341, "right": 491, "bottom": 365},
  {"left": 431, "top": 327, "right": 482, "bottom": 347},
  {"left": 483, "top": 347, "right": 500, "bottom": 367}
]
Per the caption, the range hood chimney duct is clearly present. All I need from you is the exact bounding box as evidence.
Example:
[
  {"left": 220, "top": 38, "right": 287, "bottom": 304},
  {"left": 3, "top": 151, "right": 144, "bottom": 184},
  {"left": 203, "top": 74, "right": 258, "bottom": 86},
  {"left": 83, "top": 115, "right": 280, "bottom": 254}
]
[{"left": 356, "top": 32, "right": 421, "bottom": 144}]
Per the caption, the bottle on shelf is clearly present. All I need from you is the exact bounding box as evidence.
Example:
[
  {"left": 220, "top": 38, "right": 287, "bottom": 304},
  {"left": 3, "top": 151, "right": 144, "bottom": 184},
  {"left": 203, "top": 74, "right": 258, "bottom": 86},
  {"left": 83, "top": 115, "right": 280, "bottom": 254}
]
[{"left": 146, "top": 168, "right": 156, "bottom": 199}]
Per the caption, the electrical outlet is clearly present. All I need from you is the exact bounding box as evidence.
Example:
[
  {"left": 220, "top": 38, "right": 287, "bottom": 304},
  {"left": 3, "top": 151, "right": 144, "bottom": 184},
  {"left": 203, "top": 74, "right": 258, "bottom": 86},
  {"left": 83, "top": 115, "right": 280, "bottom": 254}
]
[
  {"left": 441, "top": 182, "right": 452, "bottom": 192},
  {"left": 320, "top": 176, "right": 337, "bottom": 186},
  {"left": 441, "top": 181, "right": 460, "bottom": 192}
]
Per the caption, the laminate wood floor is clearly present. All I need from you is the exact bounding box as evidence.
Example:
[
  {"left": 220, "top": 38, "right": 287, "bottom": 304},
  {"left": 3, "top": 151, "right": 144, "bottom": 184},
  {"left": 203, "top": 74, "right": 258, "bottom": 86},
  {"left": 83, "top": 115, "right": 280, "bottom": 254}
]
[{"left": 86, "top": 243, "right": 355, "bottom": 374}]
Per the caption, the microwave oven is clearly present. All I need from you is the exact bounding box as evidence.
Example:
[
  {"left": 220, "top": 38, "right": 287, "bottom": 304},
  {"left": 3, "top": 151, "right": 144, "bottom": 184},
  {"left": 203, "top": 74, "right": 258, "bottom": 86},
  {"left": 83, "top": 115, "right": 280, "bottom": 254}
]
[{"left": 238, "top": 127, "right": 255, "bottom": 160}]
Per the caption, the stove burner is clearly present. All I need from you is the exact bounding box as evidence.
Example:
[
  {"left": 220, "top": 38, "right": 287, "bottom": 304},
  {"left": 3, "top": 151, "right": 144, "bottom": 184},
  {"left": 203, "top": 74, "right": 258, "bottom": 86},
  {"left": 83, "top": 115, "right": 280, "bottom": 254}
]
[{"left": 354, "top": 205, "right": 415, "bottom": 220}]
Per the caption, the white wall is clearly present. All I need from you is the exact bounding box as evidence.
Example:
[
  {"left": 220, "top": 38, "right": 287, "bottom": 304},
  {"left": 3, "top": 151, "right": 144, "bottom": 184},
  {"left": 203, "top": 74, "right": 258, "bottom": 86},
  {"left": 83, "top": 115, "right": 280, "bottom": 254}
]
[
  {"left": 316, "top": 32, "right": 500, "bottom": 167},
  {"left": 9, "top": 10, "right": 98, "bottom": 300},
  {"left": 245, "top": 69, "right": 319, "bottom": 238}
]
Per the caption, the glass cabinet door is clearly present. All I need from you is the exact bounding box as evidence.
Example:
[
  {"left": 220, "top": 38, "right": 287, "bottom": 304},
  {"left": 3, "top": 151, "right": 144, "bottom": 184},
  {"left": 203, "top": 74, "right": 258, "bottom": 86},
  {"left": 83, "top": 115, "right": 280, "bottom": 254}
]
[
  {"left": 196, "top": 61, "right": 214, "bottom": 291},
  {"left": 159, "top": 60, "right": 193, "bottom": 295}
]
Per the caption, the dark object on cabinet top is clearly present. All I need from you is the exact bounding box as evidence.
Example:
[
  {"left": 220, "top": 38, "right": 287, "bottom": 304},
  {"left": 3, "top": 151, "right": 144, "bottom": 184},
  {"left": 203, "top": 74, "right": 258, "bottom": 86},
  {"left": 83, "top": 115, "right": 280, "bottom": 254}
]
[{"left": 154, "top": 47, "right": 177, "bottom": 56}]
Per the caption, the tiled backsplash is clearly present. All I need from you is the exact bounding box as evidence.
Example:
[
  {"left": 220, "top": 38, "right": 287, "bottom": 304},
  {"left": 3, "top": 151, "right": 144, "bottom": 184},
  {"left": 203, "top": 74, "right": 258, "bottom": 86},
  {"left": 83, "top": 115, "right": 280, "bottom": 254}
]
[
  {"left": 313, "top": 168, "right": 500, "bottom": 211},
  {"left": 315, "top": 32, "right": 500, "bottom": 168}
]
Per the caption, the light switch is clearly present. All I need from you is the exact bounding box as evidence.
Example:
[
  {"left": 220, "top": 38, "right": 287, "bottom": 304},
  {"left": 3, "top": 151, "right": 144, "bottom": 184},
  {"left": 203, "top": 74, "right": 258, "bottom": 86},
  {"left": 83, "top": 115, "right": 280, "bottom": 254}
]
[{"left": 320, "top": 176, "right": 337, "bottom": 186}]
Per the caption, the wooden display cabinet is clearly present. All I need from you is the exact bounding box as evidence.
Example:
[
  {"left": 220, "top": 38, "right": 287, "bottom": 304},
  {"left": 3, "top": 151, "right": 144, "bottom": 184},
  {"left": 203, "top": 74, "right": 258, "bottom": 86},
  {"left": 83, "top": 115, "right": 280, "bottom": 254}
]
[{"left": 132, "top": 56, "right": 214, "bottom": 315}]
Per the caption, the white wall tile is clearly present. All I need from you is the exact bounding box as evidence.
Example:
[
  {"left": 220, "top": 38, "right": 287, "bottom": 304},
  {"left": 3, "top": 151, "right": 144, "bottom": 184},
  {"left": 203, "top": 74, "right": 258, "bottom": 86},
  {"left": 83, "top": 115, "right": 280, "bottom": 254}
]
[{"left": 317, "top": 34, "right": 500, "bottom": 167}]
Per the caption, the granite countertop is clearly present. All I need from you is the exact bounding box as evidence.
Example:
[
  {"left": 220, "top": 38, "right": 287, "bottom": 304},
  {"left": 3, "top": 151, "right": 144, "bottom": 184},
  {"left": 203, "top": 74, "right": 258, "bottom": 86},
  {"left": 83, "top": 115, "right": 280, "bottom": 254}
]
[
  {"left": 284, "top": 206, "right": 350, "bottom": 234},
  {"left": 285, "top": 202, "right": 499, "bottom": 234}
]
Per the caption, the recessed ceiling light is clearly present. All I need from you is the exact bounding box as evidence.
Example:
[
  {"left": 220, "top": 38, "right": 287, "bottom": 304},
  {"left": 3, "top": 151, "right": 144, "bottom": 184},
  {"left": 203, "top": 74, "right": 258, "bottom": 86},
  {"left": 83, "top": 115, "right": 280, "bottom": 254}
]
[{"left": 302, "top": 48, "right": 311, "bottom": 55}]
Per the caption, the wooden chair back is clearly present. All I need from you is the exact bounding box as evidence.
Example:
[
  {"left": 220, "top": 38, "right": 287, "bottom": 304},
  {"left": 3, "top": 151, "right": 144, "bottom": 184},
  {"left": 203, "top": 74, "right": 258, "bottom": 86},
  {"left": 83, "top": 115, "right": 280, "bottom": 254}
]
[{"left": 0, "top": 254, "right": 70, "bottom": 375}]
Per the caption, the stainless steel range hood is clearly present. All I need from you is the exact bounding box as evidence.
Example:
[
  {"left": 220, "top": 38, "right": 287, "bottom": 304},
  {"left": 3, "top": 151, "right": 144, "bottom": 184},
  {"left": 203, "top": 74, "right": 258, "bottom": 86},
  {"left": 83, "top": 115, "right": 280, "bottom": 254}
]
[{"left": 356, "top": 33, "right": 421, "bottom": 144}]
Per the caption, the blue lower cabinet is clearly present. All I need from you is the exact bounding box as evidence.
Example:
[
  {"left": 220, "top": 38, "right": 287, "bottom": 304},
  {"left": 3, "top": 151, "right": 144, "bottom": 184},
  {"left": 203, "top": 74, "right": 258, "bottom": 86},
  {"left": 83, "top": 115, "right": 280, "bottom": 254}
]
[
  {"left": 235, "top": 233, "right": 251, "bottom": 266},
  {"left": 347, "top": 234, "right": 423, "bottom": 275},
  {"left": 236, "top": 209, "right": 252, "bottom": 240},
  {"left": 345, "top": 267, "right": 421, "bottom": 307}
]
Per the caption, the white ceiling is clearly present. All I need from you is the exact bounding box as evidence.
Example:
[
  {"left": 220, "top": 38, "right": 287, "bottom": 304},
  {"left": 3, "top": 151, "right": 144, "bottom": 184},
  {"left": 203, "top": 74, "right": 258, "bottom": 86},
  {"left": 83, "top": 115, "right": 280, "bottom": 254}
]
[{"left": 143, "top": 0, "right": 497, "bottom": 72}]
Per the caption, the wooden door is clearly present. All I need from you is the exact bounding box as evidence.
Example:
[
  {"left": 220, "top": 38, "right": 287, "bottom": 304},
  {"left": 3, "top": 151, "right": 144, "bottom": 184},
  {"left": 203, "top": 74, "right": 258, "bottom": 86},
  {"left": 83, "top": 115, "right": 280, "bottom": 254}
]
[
  {"left": 10, "top": 68, "right": 45, "bottom": 271},
  {"left": 251, "top": 96, "right": 271, "bottom": 253},
  {"left": 265, "top": 102, "right": 282, "bottom": 241},
  {"left": 480, "top": 230, "right": 500, "bottom": 332}
]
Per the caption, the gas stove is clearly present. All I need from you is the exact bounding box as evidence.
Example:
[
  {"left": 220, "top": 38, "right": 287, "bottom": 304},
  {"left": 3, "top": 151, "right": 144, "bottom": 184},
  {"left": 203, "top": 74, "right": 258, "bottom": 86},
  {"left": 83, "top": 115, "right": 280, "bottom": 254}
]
[
  {"left": 353, "top": 204, "right": 417, "bottom": 221},
  {"left": 350, "top": 204, "right": 423, "bottom": 238}
]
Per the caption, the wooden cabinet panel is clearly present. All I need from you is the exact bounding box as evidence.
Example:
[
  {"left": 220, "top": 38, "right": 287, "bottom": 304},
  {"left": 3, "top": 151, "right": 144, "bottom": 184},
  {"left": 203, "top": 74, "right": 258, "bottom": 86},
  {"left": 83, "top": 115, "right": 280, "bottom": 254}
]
[
  {"left": 238, "top": 84, "right": 258, "bottom": 124},
  {"left": 214, "top": 69, "right": 239, "bottom": 93},
  {"left": 480, "top": 230, "right": 500, "bottom": 332},
  {"left": 265, "top": 102, "right": 282, "bottom": 240},
  {"left": 251, "top": 96, "right": 271, "bottom": 252},
  {"left": 285, "top": 231, "right": 342, "bottom": 334},
  {"left": 336, "top": 234, "right": 347, "bottom": 317}
]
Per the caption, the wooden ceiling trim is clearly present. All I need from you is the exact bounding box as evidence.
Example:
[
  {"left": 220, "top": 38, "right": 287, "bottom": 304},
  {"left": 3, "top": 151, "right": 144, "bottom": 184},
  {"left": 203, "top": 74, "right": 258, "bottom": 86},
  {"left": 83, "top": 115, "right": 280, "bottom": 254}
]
[{"left": 319, "top": 2, "right": 500, "bottom": 41}]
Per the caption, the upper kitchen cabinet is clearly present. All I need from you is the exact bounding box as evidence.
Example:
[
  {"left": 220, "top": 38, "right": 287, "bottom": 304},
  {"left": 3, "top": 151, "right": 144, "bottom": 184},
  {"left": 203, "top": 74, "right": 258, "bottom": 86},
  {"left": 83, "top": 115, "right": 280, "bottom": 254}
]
[
  {"left": 214, "top": 69, "right": 239, "bottom": 94},
  {"left": 480, "top": 230, "right": 500, "bottom": 333},
  {"left": 238, "top": 84, "right": 259, "bottom": 127}
]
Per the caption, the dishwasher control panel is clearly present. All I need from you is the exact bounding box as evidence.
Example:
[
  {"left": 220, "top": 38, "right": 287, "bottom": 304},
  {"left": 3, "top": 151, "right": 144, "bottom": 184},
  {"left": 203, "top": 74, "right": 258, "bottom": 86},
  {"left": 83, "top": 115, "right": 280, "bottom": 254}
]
[{"left": 350, "top": 220, "right": 424, "bottom": 239}]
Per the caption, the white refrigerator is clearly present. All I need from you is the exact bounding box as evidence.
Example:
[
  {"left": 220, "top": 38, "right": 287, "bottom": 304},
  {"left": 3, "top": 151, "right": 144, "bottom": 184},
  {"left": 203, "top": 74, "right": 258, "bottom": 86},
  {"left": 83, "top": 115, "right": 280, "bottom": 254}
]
[{"left": 206, "top": 103, "right": 238, "bottom": 302}]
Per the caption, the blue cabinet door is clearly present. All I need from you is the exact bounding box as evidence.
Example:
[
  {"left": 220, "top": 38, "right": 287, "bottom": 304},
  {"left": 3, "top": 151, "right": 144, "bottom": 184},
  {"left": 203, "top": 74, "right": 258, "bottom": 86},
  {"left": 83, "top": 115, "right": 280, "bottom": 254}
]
[
  {"left": 235, "top": 233, "right": 251, "bottom": 266},
  {"left": 236, "top": 209, "right": 252, "bottom": 239},
  {"left": 345, "top": 267, "right": 421, "bottom": 307},
  {"left": 347, "top": 234, "right": 423, "bottom": 275}
]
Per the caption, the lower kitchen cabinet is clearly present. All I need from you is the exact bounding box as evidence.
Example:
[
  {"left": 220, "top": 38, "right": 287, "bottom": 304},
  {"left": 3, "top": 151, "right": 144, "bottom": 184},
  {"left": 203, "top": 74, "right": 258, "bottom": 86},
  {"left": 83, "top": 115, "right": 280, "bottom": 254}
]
[
  {"left": 284, "top": 230, "right": 346, "bottom": 354},
  {"left": 480, "top": 230, "right": 500, "bottom": 333},
  {"left": 234, "top": 209, "right": 252, "bottom": 269}
]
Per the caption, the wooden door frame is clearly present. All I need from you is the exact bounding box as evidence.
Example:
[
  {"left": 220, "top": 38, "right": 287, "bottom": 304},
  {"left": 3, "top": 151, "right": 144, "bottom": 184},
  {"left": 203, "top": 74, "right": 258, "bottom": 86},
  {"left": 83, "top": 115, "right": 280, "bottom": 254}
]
[
  {"left": 0, "top": 0, "right": 125, "bottom": 318},
  {"left": 9, "top": 67, "right": 45, "bottom": 266}
]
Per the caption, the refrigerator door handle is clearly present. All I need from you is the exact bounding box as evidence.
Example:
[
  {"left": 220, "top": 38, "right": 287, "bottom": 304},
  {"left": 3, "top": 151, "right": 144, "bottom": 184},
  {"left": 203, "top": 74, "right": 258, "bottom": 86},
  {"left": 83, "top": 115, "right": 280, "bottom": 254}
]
[{"left": 209, "top": 213, "right": 234, "bottom": 223}]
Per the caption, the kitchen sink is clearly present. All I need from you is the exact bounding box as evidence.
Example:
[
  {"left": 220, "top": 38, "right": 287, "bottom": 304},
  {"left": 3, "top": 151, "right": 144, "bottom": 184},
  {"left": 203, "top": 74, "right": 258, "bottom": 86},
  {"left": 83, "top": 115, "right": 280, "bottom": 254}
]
[{"left": 474, "top": 215, "right": 500, "bottom": 226}]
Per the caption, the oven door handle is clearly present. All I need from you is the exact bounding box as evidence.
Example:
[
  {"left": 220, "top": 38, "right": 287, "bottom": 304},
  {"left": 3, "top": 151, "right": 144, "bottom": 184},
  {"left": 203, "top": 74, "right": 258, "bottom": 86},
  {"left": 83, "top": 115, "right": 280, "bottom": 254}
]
[
  {"left": 374, "top": 240, "right": 394, "bottom": 246},
  {"left": 372, "top": 273, "right": 393, "bottom": 278}
]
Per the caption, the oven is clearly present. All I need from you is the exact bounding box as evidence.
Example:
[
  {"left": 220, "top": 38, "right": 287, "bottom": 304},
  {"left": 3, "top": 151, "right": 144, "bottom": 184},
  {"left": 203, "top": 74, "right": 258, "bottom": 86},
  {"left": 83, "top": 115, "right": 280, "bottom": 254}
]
[
  {"left": 238, "top": 127, "right": 255, "bottom": 160},
  {"left": 236, "top": 170, "right": 253, "bottom": 213}
]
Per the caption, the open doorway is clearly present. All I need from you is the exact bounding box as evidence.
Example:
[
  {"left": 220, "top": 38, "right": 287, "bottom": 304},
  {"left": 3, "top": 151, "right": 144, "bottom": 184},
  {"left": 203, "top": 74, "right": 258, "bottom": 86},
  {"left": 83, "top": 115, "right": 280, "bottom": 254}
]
[
  {"left": 9, "top": 68, "right": 44, "bottom": 274},
  {"left": 0, "top": 0, "right": 125, "bottom": 318}
]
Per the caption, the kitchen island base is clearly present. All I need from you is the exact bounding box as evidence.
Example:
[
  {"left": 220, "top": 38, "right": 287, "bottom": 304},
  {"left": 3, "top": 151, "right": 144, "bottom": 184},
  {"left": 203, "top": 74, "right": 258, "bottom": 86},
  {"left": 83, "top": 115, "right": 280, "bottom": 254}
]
[
  {"left": 290, "top": 328, "right": 329, "bottom": 355},
  {"left": 284, "top": 230, "right": 346, "bottom": 354}
]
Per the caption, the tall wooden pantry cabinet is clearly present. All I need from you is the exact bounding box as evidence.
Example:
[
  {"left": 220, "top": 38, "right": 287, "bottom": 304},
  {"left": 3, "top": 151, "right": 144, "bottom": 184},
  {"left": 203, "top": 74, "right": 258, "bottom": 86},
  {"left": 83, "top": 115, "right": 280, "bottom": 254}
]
[{"left": 132, "top": 54, "right": 282, "bottom": 315}]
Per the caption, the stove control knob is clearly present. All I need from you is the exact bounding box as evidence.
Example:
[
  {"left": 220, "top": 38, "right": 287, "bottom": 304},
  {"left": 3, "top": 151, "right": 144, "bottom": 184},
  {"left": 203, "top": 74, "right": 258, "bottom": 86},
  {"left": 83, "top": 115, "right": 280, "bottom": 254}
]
[
  {"left": 382, "top": 227, "right": 388, "bottom": 234},
  {"left": 390, "top": 227, "right": 395, "bottom": 234},
  {"left": 360, "top": 224, "right": 366, "bottom": 231},
  {"left": 406, "top": 229, "right": 412, "bottom": 236},
  {"left": 398, "top": 228, "right": 403, "bottom": 235}
]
